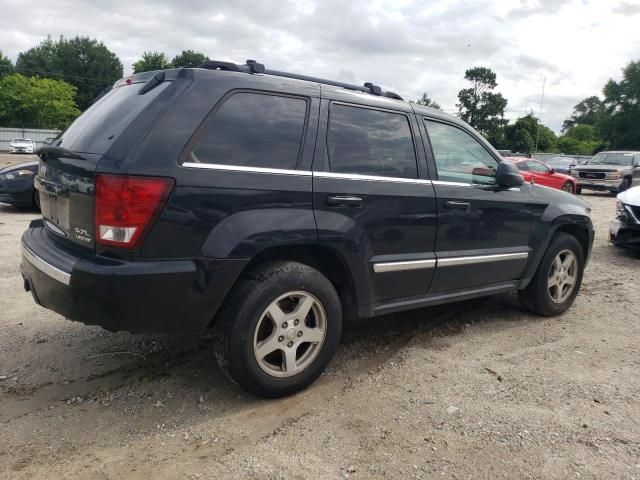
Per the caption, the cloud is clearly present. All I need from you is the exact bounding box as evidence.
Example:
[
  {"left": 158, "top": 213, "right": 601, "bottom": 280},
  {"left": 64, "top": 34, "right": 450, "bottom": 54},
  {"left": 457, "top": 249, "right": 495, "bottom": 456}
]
[
  {"left": 1, "top": 0, "right": 639, "bottom": 132},
  {"left": 613, "top": 1, "right": 640, "bottom": 15}
]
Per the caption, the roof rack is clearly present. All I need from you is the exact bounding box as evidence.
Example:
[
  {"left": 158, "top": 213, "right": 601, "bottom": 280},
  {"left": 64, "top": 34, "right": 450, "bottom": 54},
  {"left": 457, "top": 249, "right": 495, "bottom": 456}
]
[{"left": 198, "top": 59, "right": 404, "bottom": 101}]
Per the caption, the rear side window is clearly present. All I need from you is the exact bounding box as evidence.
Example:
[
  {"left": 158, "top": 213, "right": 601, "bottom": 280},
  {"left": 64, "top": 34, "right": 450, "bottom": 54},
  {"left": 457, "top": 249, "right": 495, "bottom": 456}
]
[
  {"left": 190, "top": 92, "right": 307, "bottom": 170},
  {"left": 327, "top": 104, "right": 418, "bottom": 179}
]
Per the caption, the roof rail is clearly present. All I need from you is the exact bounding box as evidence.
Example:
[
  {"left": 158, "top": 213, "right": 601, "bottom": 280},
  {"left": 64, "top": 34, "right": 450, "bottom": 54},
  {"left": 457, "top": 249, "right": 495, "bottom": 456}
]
[{"left": 198, "top": 59, "right": 403, "bottom": 101}]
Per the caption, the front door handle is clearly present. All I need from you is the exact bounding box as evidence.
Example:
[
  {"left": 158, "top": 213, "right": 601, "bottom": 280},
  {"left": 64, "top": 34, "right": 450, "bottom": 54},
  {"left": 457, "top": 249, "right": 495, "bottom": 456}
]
[
  {"left": 444, "top": 200, "right": 471, "bottom": 211},
  {"left": 326, "top": 195, "right": 363, "bottom": 208}
]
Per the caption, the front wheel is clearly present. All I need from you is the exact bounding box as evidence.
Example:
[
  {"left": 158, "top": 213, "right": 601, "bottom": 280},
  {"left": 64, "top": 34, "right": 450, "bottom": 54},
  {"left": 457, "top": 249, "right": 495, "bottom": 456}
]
[
  {"left": 213, "top": 261, "right": 342, "bottom": 398},
  {"left": 519, "top": 233, "right": 585, "bottom": 316},
  {"left": 618, "top": 178, "right": 631, "bottom": 193},
  {"left": 562, "top": 181, "right": 575, "bottom": 194}
]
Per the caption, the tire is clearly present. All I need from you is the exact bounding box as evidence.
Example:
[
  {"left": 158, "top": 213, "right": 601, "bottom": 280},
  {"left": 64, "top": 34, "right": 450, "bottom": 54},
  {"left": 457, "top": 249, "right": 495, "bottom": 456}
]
[
  {"left": 618, "top": 178, "right": 631, "bottom": 193},
  {"left": 519, "top": 233, "right": 585, "bottom": 316},
  {"left": 213, "top": 261, "right": 342, "bottom": 398},
  {"left": 561, "top": 181, "right": 575, "bottom": 194},
  {"left": 33, "top": 190, "right": 41, "bottom": 211},
  {"left": 575, "top": 186, "right": 582, "bottom": 195}
]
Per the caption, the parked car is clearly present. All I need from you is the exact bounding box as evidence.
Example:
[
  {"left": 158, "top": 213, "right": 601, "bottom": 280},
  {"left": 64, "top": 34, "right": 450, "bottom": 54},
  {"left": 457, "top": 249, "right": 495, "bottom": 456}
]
[
  {"left": 610, "top": 185, "right": 640, "bottom": 249},
  {"left": 20, "top": 61, "right": 594, "bottom": 398},
  {"left": 545, "top": 156, "right": 578, "bottom": 175},
  {"left": 0, "top": 160, "right": 39, "bottom": 209},
  {"left": 571, "top": 151, "right": 640, "bottom": 194},
  {"left": 505, "top": 157, "right": 577, "bottom": 193},
  {"left": 8, "top": 138, "right": 36, "bottom": 154}
]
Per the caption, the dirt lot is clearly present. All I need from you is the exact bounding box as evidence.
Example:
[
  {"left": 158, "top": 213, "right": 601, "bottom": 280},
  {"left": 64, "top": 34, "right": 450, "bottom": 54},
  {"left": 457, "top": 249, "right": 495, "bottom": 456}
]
[{"left": 0, "top": 153, "right": 638, "bottom": 479}]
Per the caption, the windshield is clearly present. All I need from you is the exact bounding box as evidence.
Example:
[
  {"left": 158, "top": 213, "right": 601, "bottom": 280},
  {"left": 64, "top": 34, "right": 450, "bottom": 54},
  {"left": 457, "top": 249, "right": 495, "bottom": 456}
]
[
  {"left": 12, "top": 138, "right": 31, "bottom": 142},
  {"left": 588, "top": 152, "right": 634, "bottom": 166},
  {"left": 547, "top": 157, "right": 573, "bottom": 167}
]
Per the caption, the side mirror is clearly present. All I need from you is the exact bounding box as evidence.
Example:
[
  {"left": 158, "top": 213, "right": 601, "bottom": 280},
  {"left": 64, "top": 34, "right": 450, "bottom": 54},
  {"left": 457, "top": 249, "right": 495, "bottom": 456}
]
[
  {"left": 496, "top": 162, "right": 524, "bottom": 188},
  {"left": 549, "top": 168, "right": 556, "bottom": 174}
]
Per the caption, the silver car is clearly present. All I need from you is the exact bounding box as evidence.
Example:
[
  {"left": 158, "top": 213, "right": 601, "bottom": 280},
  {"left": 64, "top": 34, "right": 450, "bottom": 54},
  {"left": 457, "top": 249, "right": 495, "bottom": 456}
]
[{"left": 571, "top": 151, "right": 640, "bottom": 194}]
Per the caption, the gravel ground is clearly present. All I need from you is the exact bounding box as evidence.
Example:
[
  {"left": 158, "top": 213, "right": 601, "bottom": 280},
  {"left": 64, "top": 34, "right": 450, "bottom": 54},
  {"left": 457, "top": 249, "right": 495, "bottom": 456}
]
[{"left": 0, "top": 153, "right": 638, "bottom": 479}]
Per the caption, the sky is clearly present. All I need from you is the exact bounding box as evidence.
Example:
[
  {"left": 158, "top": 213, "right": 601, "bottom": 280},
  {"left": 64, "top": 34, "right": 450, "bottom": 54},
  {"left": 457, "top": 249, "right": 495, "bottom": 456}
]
[{"left": 2, "top": 0, "right": 640, "bottom": 132}]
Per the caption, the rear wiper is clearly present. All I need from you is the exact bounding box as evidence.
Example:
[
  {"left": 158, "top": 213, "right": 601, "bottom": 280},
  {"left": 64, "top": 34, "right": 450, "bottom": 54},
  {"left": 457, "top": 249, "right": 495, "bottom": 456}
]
[{"left": 36, "top": 146, "right": 86, "bottom": 161}]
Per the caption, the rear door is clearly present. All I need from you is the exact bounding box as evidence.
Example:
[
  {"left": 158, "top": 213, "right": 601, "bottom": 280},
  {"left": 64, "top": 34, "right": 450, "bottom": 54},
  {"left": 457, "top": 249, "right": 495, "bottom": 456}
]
[
  {"left": 420, "top": 118, "right": 535, "bottom": 293},
  {"left": 313, "top": 98, "right": 437, "bottom": 305}
]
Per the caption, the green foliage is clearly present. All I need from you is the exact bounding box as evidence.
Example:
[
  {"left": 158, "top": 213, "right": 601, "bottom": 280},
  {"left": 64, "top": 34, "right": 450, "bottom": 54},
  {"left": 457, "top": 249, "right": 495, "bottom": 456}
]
[
  {"left": 600, "top": 60, "right": 640, "bottom": 150},
  {"left": 171, "top": 50, "right": 208, "bottom": 68},
  {"left": 16, "top": 36, "right": 123, "bottom": 110},
  {"left": 133, "top": 51, "right": 172, "bottom": 73},
  {"left": 561, "top": 96, "right": 605, "bottom": 133},
  {"left": 414, "top": 92, "right": 441, "bottom": 110},
  {"left": 0, "top": 51, "right": 13, "bottom": 77},
  {"left": 457, "top": 66, "right": 507, "bottom": 138},
  {"left": 0, "top": 73, "right": 80, "bottom": 129},
  {"left": 503, "top": 113, "right": 556, "bottom": 153}
]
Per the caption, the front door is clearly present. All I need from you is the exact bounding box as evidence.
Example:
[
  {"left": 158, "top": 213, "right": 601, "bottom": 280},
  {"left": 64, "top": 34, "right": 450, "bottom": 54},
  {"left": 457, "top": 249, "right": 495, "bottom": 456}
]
[
  {"left": 313, "top": 100, "right": 437, "bottom": 305},
  {"left": 420, "top": 118, "right": 535, "bottom": 293}
]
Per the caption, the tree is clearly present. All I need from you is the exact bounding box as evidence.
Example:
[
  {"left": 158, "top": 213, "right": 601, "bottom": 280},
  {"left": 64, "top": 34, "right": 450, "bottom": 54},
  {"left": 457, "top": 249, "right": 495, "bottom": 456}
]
[
  {"left": 414, "top": 92, "right": 441, "bottom": 110},
  {"left": 600, "top": 60, "right": 640, "bottom": 150},
  {"left": 0, "top": 51, "right": 13, "bottom": 77},
  {"left": 133, "top": 51, "right": 172, "bottom": 73},
  {"left": 16, "top": 36, "right": 123, "bottom": 110},
  {"left": 504, "top": 113, "right": 556, "bottom": 153},
  {"left": 171, "top": 50, "right": 208, "bottom": 68},
  {"left": 561, "top": 96, "right": 606, "bottom": 133},
  {"left": 0, "top": 73, "right": 80, "bottom": 129},
  {"left": 457, "top": 67, "right": 508, "bottom": 139}
]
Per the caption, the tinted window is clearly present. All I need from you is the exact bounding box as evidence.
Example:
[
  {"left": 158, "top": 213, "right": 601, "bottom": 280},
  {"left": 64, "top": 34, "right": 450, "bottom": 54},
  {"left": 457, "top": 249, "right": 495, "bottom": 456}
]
[
  {"left": 514, "top": 161, "right": 529, "bottom": 171},
  {"left": 327, "top": 104, "right": 417, "bottom": 179},
  {"left": 191, "top": 93, "right": 307, "bottom": 169},
  {"left": 425, "top": 120, "right": 498, "bottom": 184},
  {"left": 59, "top": 82, "right": 170, "bottom": 154}
]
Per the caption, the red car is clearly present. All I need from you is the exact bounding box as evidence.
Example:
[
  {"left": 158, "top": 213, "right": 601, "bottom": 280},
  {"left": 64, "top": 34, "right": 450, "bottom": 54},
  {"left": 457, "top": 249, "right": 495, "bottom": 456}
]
[{"left": 506, "top": 157, "right": 577, "bottom": 194}]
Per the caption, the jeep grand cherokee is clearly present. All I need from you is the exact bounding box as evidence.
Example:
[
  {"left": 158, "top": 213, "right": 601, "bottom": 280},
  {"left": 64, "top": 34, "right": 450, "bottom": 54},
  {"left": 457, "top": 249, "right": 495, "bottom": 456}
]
[{"left": 21, "top": 60, "right": 594, "bottom": 397}]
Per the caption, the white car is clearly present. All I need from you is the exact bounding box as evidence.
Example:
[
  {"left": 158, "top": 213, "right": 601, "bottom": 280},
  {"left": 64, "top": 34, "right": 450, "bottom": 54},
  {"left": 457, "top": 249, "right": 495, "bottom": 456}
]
[
  {"left": 610, "top": 185, "right": 640, "bottom": 249},
  {"left": 8, "top": 138, "right": 36, "bottom": 154}
]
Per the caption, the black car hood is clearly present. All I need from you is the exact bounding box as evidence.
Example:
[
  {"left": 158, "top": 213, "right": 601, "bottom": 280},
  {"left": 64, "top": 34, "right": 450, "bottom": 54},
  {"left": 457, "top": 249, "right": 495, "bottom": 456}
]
[{"left": 0, "top": 161, "right": 38, "bottom": 174}]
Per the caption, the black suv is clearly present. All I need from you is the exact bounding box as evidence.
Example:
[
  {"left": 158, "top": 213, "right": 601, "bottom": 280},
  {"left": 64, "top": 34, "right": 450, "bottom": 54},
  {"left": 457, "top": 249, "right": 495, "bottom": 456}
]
[{"left": 21, "top": 61, "right": 594, "bottom": 397}]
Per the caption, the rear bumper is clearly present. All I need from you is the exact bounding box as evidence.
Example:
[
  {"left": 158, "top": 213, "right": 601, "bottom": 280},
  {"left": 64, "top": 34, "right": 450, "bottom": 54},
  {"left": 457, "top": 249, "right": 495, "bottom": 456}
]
[
  {"left": 20, "top": 223, "right": 246, "bottom": 333},
  {"left": 610, "top": 218, "right": 640, "bottom": 249}
]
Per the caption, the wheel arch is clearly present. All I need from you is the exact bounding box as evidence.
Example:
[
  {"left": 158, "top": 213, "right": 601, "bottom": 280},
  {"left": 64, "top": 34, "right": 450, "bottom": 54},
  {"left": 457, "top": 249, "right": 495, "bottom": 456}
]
[
  {"left": 210, "top": 244, "right": 360, "bottom": 326},
  {"left": 520, "top": 218, "right": 593, "bottom": 290}
]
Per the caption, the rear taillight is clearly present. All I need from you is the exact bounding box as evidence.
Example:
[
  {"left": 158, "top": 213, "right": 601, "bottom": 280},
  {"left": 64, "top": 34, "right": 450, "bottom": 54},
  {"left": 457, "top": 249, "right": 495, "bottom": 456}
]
[{"left": 94, "top": 174, "right": 174, "bottom": 248}]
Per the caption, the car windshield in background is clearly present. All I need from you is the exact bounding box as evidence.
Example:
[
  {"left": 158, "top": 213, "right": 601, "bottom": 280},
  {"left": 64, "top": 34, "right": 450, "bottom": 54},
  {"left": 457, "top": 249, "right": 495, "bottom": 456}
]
[
  {"left": 13, "top": 138, "right": 31, "bottom": 142},
  {"left": 548, "top": 157, "right": 573, "bottom": 167},
  {"left": 588, "top": 153, "right": 633, "bottom": 166}
]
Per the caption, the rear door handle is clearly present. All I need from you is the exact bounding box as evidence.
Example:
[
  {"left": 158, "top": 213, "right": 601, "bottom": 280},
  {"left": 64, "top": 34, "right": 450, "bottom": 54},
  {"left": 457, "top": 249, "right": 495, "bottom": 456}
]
[
  {"left": 326, "top": 195, "right": 363, "bottom": 208},
  {"left": 444, "top": 200, "right": 471, "bottom": 211}
]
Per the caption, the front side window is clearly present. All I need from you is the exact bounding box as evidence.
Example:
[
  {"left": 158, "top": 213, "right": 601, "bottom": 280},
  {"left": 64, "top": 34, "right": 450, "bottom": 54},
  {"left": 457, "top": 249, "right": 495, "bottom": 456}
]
[
  {"left": 527, "top": 161, "right": 550, "bottom": 173},
  {"left": 424, "top": 120, "right": 499, "bottom": 184},
  {"left": 327, "top": 104, "right": 418, "bottom": 179},
  {"left": 190, "top": 92, "right": 308, "bottom": 170}
]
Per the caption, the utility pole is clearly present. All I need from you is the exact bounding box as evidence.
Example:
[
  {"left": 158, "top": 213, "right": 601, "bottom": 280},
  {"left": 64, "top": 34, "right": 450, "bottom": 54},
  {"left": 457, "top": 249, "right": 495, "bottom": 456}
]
[{"left": 534, "top": 77, "right": 546, "bottom": 153}]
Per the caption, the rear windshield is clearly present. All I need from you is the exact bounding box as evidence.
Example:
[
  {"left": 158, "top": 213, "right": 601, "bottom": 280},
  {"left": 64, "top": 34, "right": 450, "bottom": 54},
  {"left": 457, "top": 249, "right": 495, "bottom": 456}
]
[
  {"left": 588, "top": 152, "right": 634, "bottom": 166},
  {"left": 57, "top": 81, "right": 170, "bottom": 155}
]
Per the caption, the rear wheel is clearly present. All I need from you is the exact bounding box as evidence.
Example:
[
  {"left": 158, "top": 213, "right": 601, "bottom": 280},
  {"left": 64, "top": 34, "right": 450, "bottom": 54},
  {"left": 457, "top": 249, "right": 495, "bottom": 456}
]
[
  {"left": 519, "top": 233, "right": 584, "bottom": 316},
  {"left": 213, "top": 261, "right": 342, "bottom": 398},
  {"left": 562, "top": 181, "right": 575, "bottom": 194}
]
